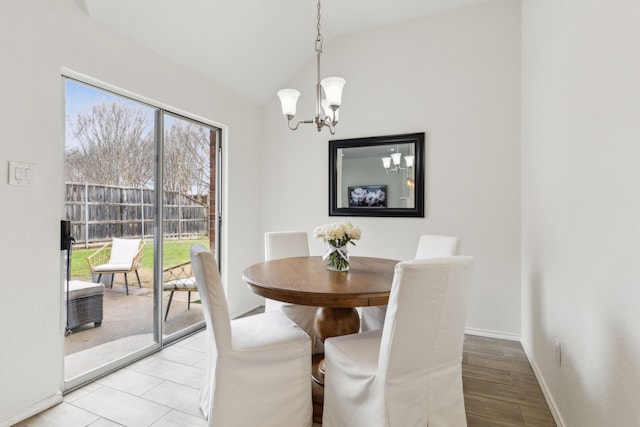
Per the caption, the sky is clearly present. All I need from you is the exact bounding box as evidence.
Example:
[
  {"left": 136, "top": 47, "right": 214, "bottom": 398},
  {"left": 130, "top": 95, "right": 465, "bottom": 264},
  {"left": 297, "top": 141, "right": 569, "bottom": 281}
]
[{"left": 64, "top": 78, "right": 159, "bottom": 150}]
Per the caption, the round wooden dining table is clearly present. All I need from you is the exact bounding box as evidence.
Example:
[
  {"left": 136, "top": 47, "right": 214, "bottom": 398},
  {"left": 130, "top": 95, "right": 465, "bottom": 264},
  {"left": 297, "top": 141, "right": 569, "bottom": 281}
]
[{"left": 242, "top": 255, "right": 398, "bottom": 423}]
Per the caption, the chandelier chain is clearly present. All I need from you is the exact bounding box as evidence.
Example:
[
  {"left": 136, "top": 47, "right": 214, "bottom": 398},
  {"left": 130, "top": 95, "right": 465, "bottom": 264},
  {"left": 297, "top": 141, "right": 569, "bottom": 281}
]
[{"left": 315, "top": 0, "right": 323, "bottom": 54}]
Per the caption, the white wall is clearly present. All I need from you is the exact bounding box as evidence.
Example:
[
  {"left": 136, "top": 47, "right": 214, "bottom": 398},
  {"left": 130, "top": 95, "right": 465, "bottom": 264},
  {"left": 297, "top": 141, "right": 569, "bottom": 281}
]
[
  {"left": 521, "top": 0, "right": 640, "bottom": 425},
  {"left": 261, "top": 0, "right": 522, "bottom": 337},
  {"left": 0, "top": 0, "right": 530, "bottom": 424},
  {"left": 0, "top": 1, "right": 263, "bottom": 424}
]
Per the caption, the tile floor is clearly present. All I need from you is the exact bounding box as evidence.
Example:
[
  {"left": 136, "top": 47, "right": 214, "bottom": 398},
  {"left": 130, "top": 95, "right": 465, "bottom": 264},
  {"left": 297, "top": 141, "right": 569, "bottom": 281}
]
[
  {"left": 16, "top": 332, "right": 555, "bottom": 426},
  {"left": 17, "top": 331, "right": 211, "bottom": 427}
]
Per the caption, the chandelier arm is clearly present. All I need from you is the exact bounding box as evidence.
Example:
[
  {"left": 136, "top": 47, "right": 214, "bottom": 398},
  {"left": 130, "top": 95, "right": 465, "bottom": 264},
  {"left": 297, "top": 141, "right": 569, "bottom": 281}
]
[
  {"left": 329, "top": 108, "right": 338, "bottom": 125},
  {"left": 287, "top": 117, "right": 315, "bottom": 131},
  {"left": 319, "top": 115, "right": 336, "bottom": 135}
]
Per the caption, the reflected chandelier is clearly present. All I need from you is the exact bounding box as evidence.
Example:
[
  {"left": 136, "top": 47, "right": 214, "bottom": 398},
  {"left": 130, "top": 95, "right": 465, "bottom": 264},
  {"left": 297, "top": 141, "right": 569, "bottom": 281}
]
[
  {"left": 382, "top": 152, "right": 415, "bottom": 174},
  {"left": 277, "top": 0, "right": 345, "bottom": 135}
]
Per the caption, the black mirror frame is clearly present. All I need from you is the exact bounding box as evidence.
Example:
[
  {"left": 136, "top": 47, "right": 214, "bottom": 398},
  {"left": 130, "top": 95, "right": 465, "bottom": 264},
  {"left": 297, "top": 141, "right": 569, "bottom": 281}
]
[{"left": 329, "top": 132, "right": 425, "bottom": 217}]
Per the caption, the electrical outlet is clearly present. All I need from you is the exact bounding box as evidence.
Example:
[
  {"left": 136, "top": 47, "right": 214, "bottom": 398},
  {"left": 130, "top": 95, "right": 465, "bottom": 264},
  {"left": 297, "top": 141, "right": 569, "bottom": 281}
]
[{"left": 555, "top": 340, "right": 562, "bottom": 366}]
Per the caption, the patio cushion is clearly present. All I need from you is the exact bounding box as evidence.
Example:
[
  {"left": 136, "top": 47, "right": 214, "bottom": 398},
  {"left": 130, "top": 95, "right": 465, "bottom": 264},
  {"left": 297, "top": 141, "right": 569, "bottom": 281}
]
[
  {"left": 108, "top": 238, "right": 141, "bottom": 264},
  {"left": 92, "top": 263, "right": 136, "bottom": 272},
  {"left": 66, "top": 280, "right": 104, "bottom": 300},
  {"left": 163, "top": 277, "right": 197, "bottom": 291}
]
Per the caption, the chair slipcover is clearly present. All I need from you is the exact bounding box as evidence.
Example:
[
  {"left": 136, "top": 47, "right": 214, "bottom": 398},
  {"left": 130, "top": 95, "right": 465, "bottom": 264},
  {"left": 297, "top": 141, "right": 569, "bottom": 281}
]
[
  {"left": 323, "top": 256, "right": 474, "bottom": 427},
  {"left": 360, "top": 234, "right": 460, "bottom": 332},
  {"left": 191, "top": 244, "right": 312, "bottom": 427},
  {"left": 414, "top": 234, "right": 461, "bottom": 259},
  {"left": 264, "top": 231, "right": 323, "bottom": 353}
]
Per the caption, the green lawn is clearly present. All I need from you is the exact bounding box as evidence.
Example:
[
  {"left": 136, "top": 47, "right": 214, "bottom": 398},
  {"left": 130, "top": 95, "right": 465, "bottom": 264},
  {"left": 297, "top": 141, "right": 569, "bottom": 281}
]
[{"left": 70, "top": 238, "right": 209, "bottom": 284}]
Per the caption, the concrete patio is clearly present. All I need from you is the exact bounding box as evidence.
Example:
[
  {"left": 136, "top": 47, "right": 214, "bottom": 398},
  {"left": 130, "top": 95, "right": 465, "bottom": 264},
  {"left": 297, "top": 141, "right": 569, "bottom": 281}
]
[{"left": 64, "top": 282, "right": 204, "bottom": 380}]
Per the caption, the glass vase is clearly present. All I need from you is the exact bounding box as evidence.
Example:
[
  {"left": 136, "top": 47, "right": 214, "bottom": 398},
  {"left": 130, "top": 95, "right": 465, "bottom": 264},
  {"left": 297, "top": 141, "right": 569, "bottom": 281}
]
[{"left": 326, "top": 244, "right": 349, "bottom": 271}]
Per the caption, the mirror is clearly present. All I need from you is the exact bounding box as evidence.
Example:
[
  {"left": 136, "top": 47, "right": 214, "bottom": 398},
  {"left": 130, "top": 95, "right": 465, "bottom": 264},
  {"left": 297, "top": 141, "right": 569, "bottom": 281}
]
[{"left": 329, "top": 132, "right": 425, "bottom": 217}]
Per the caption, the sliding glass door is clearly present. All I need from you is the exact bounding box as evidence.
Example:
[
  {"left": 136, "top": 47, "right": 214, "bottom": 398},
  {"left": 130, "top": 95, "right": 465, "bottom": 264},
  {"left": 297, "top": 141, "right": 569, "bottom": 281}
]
[{"left": 63, "top": 77, "right": 220, "bottom": 390}]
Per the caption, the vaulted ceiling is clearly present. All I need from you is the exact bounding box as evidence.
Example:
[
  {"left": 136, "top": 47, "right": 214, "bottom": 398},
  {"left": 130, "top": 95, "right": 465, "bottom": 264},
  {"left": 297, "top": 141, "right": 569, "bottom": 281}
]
[{"left": 84, "top": 0, "right": 490, "bottom": 105}]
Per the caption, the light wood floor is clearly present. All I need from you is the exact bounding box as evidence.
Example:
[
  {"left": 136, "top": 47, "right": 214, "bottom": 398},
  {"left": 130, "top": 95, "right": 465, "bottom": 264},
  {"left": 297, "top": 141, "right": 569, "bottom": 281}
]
[{"left": 463, "top": 335, "right": 556, "bottom": 426}]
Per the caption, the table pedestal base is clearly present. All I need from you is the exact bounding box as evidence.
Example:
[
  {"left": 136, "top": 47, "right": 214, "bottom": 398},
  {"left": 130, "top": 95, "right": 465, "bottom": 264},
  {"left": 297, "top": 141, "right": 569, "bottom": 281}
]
[
  {"left": 312, "top": 354, "right": 325, "bottom": 424},
  {"left": 312, "top": 307, "right": 360, "bottom": 384}
]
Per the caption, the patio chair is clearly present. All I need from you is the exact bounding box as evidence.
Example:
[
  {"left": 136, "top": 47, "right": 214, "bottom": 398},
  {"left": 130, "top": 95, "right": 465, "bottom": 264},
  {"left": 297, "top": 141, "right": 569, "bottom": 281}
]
[
  {"left": 87, "top": 238, "right": 145, "bottom": 295},
  {"left": 162, "top": 261, "right": 197, "bottom": 321}
]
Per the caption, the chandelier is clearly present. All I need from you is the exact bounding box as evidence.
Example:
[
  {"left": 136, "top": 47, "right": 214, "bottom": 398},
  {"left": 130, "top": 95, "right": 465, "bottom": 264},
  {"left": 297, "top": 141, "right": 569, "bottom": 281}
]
[{"left": 277, "top": 0, "right": 345, "bottom": 135}]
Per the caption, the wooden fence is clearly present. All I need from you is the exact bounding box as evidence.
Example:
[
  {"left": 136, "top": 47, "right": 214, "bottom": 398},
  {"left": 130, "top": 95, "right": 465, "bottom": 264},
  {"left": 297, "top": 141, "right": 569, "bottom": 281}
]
[{"left": 65, "top": 183, "right": 209, "bottom": 247}]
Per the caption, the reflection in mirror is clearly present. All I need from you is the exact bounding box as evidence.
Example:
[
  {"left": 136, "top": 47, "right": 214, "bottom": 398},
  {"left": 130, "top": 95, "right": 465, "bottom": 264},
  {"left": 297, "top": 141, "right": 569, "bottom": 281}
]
[
  {"left": 337, "top": 143, "right": 415, "bottom": 208},
  {"left": 329, "top": 133, "right": 424, "bottom": 217}
]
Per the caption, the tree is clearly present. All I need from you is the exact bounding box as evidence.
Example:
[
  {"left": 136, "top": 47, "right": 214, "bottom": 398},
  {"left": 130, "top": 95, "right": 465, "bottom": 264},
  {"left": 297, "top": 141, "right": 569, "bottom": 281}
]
[
  {"left": 66, "top": 100, "right": 154, "bottom": 187},
  {"left": 66, "top": 101, "right": 211, "bottom": 196},
  {"left": 163, "top": 120, "right": 211, "bottom": 196}
]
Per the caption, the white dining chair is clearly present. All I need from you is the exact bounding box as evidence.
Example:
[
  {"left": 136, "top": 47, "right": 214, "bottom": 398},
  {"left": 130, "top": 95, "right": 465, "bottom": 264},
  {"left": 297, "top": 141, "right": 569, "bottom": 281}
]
[
  {"left": 323, "top": 256, "right": 475, "bottom": 427},
  {"left": 265, "top": 231, "right": 323, "bottom": 353},
  {"left": 190, "top": 244, "right": 312, "bottom": 427},
  {"left": 360, "top": 234, "right": 460, "bottom": 332}
]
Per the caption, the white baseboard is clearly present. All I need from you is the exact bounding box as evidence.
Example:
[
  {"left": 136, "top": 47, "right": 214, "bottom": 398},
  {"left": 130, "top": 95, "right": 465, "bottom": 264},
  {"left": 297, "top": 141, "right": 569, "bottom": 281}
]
[
  {"left": 520, "top": 341, "right": 566, "bottom": 427},
  {"left": 464, "top": 327, "right": 521, "bottom": 341},
  {"left": 0, "top": 392, "right": 63, "bottom": 427}
]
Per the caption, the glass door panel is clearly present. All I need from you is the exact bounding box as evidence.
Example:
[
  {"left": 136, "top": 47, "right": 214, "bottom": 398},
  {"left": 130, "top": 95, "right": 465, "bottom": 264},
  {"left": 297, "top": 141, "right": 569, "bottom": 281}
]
[
  {"left": 161, "top": 112, "right": 218, "bottom": 340},
  {"left": 63, "top": 79, "right": 158, "bottom": 387}
]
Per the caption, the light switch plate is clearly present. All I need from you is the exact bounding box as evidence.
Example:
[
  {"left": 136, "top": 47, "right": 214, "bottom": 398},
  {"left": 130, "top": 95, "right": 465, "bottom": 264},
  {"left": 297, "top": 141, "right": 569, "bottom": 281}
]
[{"left": 8, "top": 161, "right": 37, "bottom": 187}]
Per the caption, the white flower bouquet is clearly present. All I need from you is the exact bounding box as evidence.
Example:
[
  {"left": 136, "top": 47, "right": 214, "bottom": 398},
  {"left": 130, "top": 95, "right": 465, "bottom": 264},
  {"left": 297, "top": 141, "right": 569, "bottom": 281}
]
[{"left": 313, "top": 221, "right": 361, "bottom": 271}]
